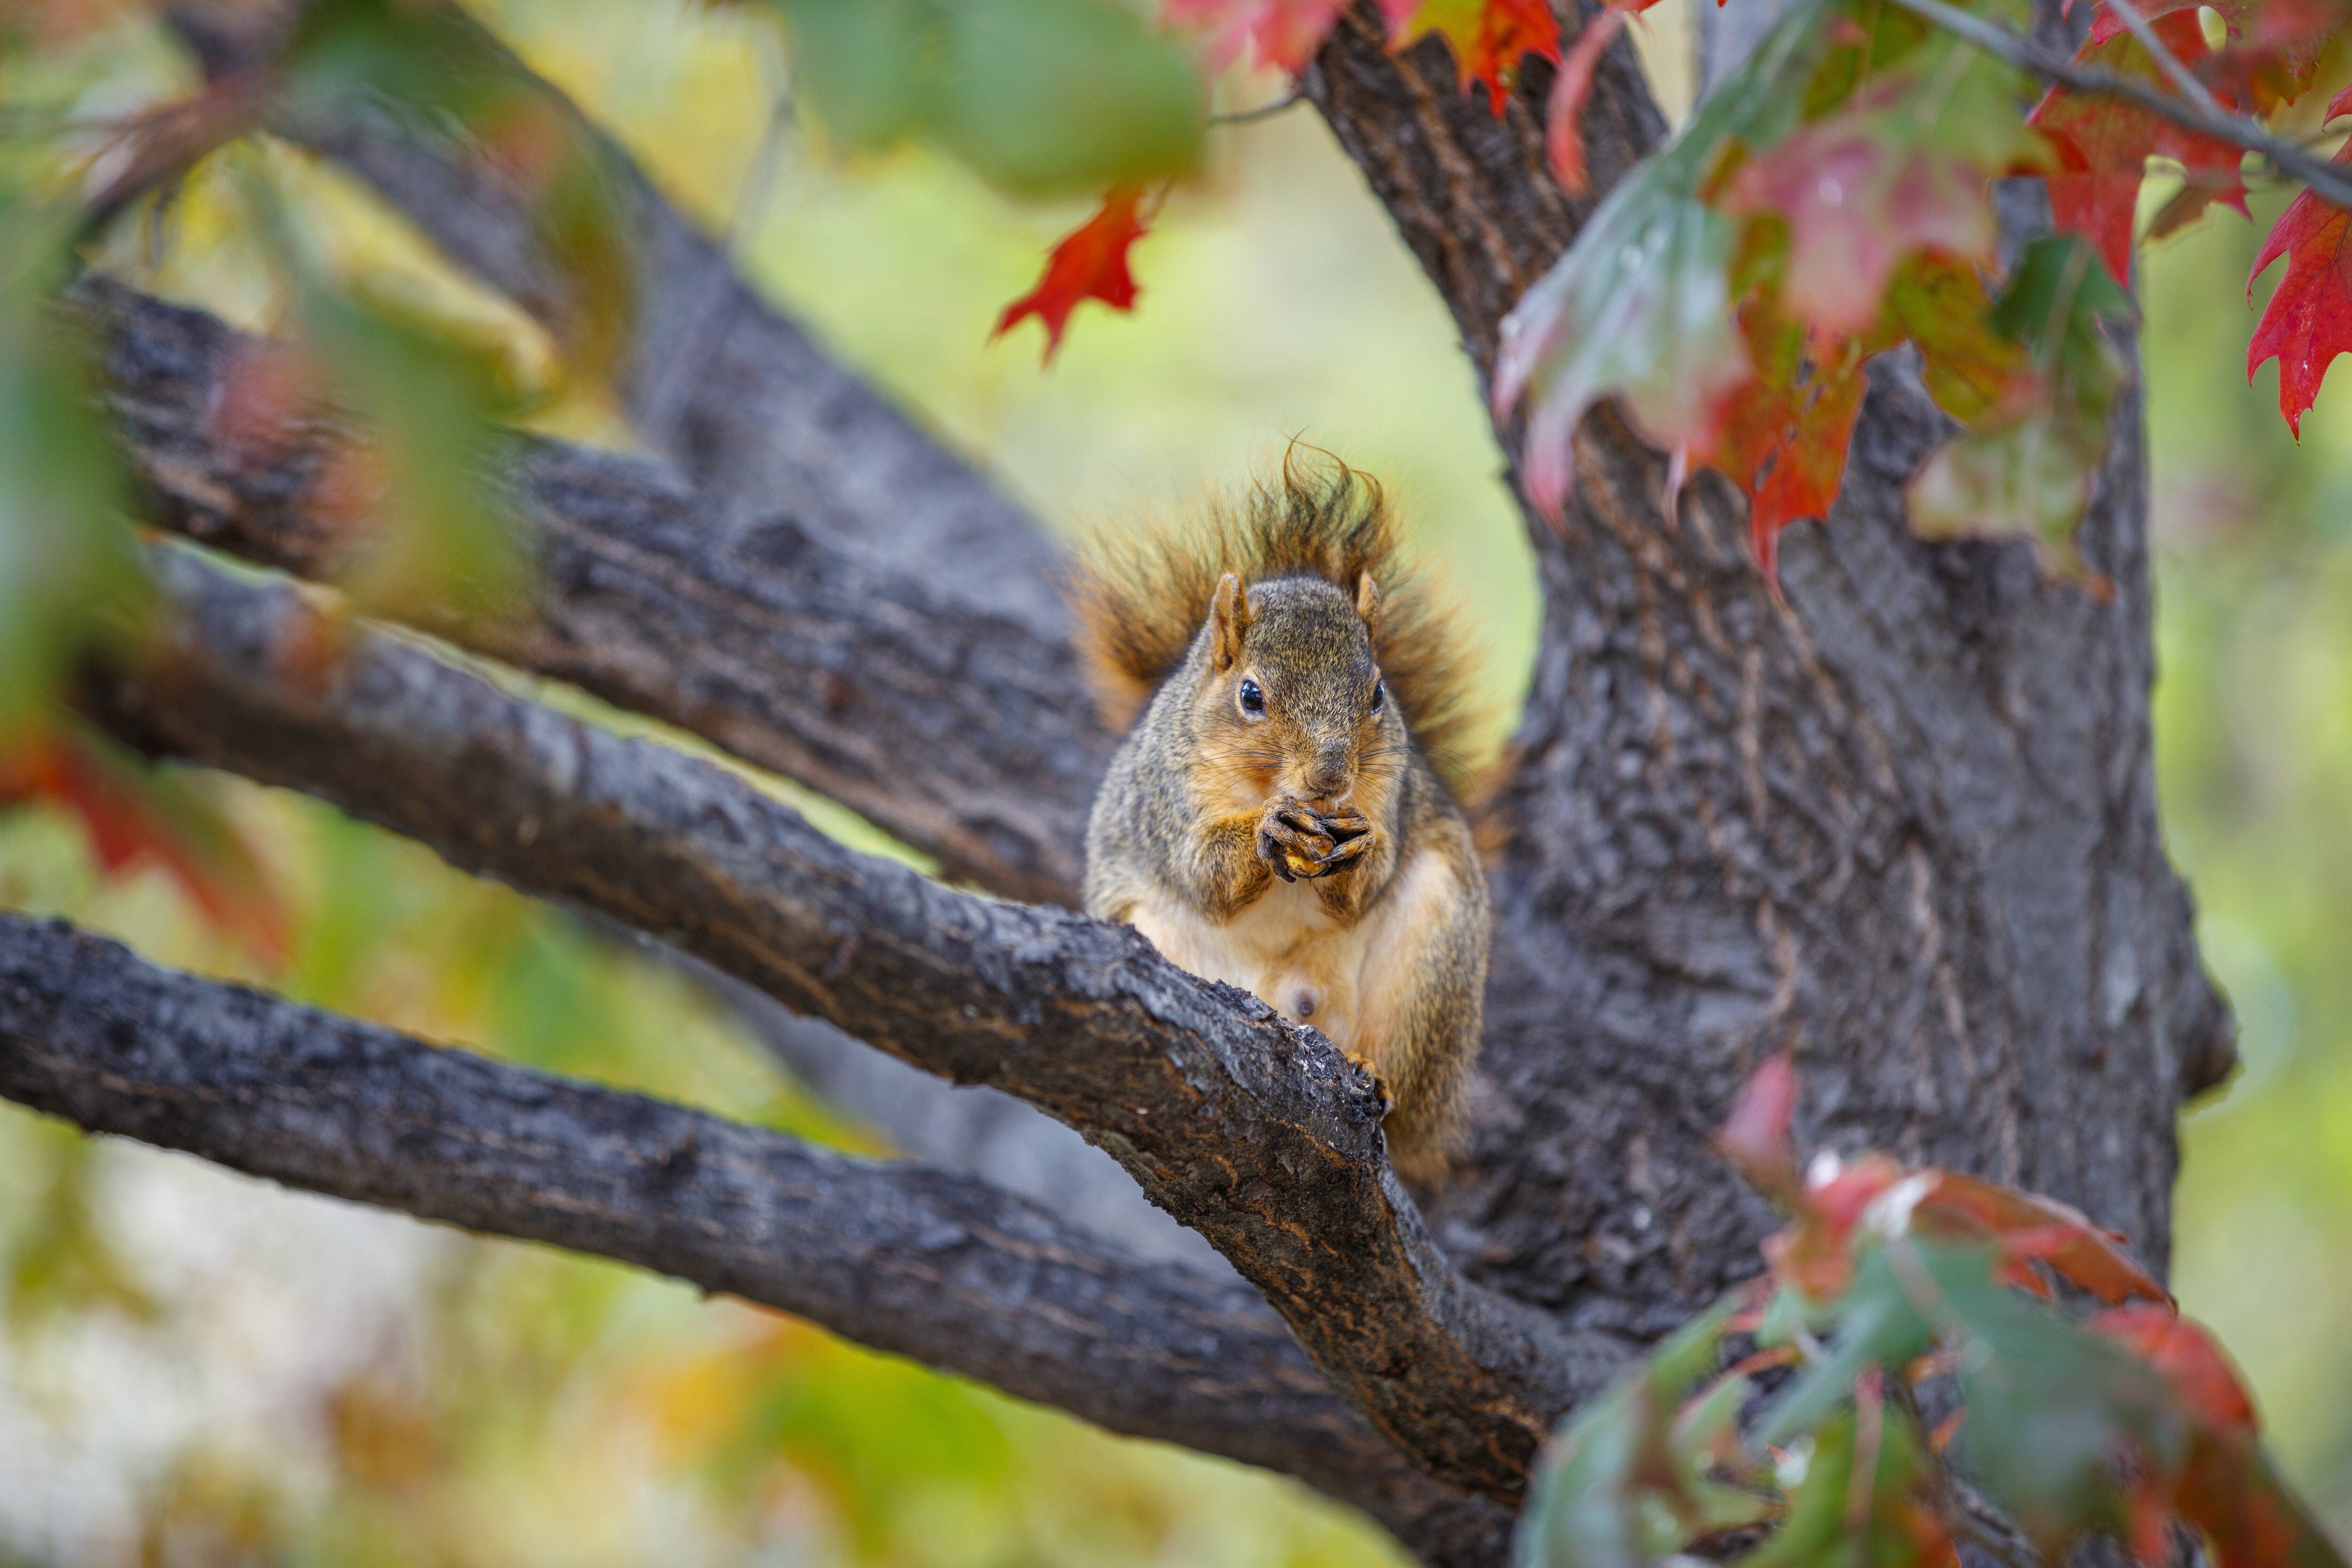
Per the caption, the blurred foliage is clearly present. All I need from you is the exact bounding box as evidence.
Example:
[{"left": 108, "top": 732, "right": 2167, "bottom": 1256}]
[
  {"left": 763, "top": 0, "right": 1205, "bottom": 195},
  {"left": 2, "top": 0, "right": 2352, "bottom": 1564},
  {"left": 1520, "top": 1061, "right": 2331, "bottom": 1568}
]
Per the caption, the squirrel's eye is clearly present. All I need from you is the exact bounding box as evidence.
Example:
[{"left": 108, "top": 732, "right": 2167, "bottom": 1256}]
[
  {"left": 1369, "top": 680, "right": 1385, "bottom": 715},
  {"left": 1239, "top": 678, "right": 1265, "bottom": 715}
]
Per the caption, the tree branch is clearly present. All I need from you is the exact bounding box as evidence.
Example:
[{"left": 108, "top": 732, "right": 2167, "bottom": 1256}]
[
  {"left": 168, "top": 0, "right": 1072, "bottom": 632},
  {"left": 1884, "top": 0, "right": 2352, "bottom": 210},
  {"left": 78, "top": 542, "right": 1629, "bottom": 1503},
  {"left": 0, "top": 910, "right": 1511, "bottom": 1566},
  {"left": 75, "top": 274, "right": 1106, "bottom": 907}
]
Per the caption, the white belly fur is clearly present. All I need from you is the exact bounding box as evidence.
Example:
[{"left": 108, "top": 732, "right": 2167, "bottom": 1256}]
[{"left": 1128, "top": 848, "right": 1448, "bottom": 1070}]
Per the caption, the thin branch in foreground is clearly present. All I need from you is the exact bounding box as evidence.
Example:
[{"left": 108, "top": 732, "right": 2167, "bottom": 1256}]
[
  {"left": 1212, "top": 88, "right": 1309, "bottom": 124},
  {"left": 2097, "top": 0, "right": 2232, "bottom": 123},
  {"left": 0, "top": 911, "right": 1510, "bottom": 1567},
  {"left": 1886, "top": 0, "right": 2352, "bottom": 209},
  {"left": 78, "top": 541, "right": 1630, "bottom": 1504}
]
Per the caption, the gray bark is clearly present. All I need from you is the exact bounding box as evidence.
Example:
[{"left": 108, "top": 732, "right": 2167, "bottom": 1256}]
[
  {"left": 0, "top": 911, "right": 1506, "bottom": 1564},
  {"left": 76, "top": 541, "right": 1629, "bottom": 1503}
]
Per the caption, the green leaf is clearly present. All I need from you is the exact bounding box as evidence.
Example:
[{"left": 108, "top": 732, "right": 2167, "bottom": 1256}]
[
  {"left": 935, "top": 0, "right": 1203, "bottom": 195},
  {"left": 294, "top": 283, "right": 528, "bottom": 620},
  {"left": 1494, "top": 0, "right": 1844, "bottom": 516},
  {"left": 771, "top": 0, "right": 1205, "bottom": 197},
  {"left": 774, "top": 0, "right": 939, "bottom": 151},
  {"left": 1516, "top": 1292, "right": 1772, "bottom": 1568},
  {"left": 0, "top": 187, "right": 149, "bottom": 738},
  {"left": 1952, "top": 1285, "right": 2182, "bottom": 1550},
  {"left": 1882, "top": 254, "right": 2033, "bottom": 425},
  {"left": 1738, "top": 1398, "right": 1943, "bottom": 1568},
  {"left": 1989, "top": 232, "right": 2136, "bottom": 392},
  {"left": 1907, "top": 234, "right": 2132, "bottom": 579},
  {"left": 280, "top": 0, "right": 512, "bottom": 128},
  {"left": 1751, "top": 1248, "right": 1940, "bottom": 1449}
]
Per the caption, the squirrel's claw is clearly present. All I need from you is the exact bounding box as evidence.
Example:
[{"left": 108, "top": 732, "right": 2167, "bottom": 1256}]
[
  {"left": 1312, "top": 830, "right": 1373, "bottom": 875},
  {"left": 1258, "top": 805, "right": 1336, "bottom": 882}
]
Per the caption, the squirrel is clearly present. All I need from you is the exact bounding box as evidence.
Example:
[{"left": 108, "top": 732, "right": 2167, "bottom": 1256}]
[{"left": 1071, "top": 456, "right": 1491, "bottom": 1180}]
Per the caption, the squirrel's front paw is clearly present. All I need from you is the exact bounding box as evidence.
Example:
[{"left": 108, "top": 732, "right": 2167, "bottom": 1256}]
[
  {"left": 1257, "top": 803, "right": 1335, "bottom": 883},
  {"left": 1308, "top": 807, "right": 1375, "bottom": 876}
]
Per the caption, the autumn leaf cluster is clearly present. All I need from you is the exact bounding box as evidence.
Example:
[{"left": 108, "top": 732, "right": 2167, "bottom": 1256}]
[{"left": 1515, "top": 1059, "right": 2343, "bottom": 1568}]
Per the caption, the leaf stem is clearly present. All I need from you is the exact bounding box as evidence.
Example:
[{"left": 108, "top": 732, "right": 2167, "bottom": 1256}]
[
  {"left": 1211, "top": 88, "right": 1307, "bottom": 125},
  {"left": 1880, "top": 0, "right": 2352, "bottom": 210}
]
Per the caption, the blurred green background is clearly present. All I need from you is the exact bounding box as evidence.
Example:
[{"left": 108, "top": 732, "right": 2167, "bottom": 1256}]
[{"left": 2, "top": 1, "right": 2348, "bottom": 1562}]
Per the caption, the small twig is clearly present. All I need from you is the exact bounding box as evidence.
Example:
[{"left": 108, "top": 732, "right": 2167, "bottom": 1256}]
[
  {"left": 1884, "top": 0, "right": 2352, "bottom": 210},
  {"left": 2098, "top": 0, "right": 2231, "bottom": 122},
  {"left": 1211, "top": 87, "right": 1306, "bottom": 125}
]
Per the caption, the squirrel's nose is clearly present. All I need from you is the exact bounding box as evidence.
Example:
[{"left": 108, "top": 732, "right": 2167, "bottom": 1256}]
[{"left": 1304, "top": 745, "right": 1351, "bottom": 799}]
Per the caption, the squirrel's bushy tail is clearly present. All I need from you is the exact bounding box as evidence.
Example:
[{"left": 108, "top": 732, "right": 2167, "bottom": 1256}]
[{"left": 1068, "top": 449, "right": 1488, "bottom": 796}]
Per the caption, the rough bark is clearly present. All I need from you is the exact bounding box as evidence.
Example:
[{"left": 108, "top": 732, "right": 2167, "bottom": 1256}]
[
  {"left": 81, "top": 258, "right": 1146, "bottom": 1268},
  {"left": 79, "top": 275, "right": 1105, "bottom": 907},
  {"left": 79, "top": 543, "right": 1630, "bottom": 1504},
  {"left": 1304, "top": 8, "right": 2231, "bottom": 1339},
  {"left": 663, "top": 956, "right": 1226, "bottom": 1274},
  {"left": 0, "top": 911, "right": 1510, "bottom": 1564}
]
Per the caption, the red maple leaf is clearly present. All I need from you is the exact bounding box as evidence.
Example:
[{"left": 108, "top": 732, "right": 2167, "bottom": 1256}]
[
  {"left": 1391, "top": 0, "right": 1562, "bottom": 115},
  {"left": 2087, "top": 0, "right": 2338, "bottom": 114},
  {"left": 993, "top": 185, "right": 1151, "bottom": 365},
  {"left": 2094, "top": 1305, "right": 2259, "bottom": 1436},
  {"left": 0, "top": 725, "right": 288, "bottom": 963},
  {"left": 1701, "top": 308, "right": 1874, "bottom": 586},
  {"left": 2029, "top": 9, "right": 2249, "bottom": 285},
  {"left": 2247, "top": 135, "right": 2352, "bottom": 436},
  {"left": 1163, "top": 0, "right": 1349, "bottom": 72}
]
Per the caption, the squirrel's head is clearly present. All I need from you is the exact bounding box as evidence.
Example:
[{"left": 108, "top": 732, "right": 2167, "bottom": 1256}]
[{"left": 1193, "top": 569, "right": 1399, "bottom": 808}]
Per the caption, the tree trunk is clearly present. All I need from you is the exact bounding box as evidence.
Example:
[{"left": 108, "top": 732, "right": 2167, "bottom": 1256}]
[{"left": 1303, "top": 8, "right": 2231, "bottom": 1330}]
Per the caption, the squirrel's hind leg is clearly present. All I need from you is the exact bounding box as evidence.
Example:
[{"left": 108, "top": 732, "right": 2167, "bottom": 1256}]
[{"left": 1350, "top": 825, "right": 1490, "bottom": 1180}]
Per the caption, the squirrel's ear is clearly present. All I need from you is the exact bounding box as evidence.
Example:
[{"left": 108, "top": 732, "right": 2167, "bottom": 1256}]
[
  {"left": 1356, "top": 572, "right": 1382, "bottom": 644},
  {"left": 1210, "top": 572, "right": 1251, "bottom": 670}
]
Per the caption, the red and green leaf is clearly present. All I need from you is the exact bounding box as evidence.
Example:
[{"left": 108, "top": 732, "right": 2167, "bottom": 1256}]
[
  {"left": 1527, "top": 1060, "right": 2343, "bottom": 1568},
  {"left": 2028, "top": 9, "right": 2247, "bottom": 285},
  {"left": 2248, "top": 130, "right": 2352, "bottom": 437},
  {"left": 993, "top": 184, "right": 1152, "bottom": 364},
  {"left": 1908, "top": 233, "right": 2133, "bottom": 580},
  {"left": 0, "top": 724, "right": 288, "bottom": 963},
  {"left": 1391, "top": 0, "right": 1563, "bottom": 114}
]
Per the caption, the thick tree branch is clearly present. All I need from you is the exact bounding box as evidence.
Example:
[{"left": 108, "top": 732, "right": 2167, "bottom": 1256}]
[
  {"left": 76, "top": 275, "right": 1106, "bottom": 907},
  {"left": 0, "top": 911, "right": 1511, "bottom": 1565},
  {"left": 78, "top": 542, "right": 1629, "bottom": 1503}
]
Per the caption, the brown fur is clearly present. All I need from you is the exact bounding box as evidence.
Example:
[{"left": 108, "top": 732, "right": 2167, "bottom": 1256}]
[
  {"left": 1073, "top": 455, "right": 1492, "bottom": 1181},
  {"left": 1068, "top": 452, "right": 1487, "bottom": 796}
]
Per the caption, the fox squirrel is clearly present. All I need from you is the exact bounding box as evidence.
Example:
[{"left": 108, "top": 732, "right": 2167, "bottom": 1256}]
[{"left": 1072, "top": 458, "right": 1491, "bottom": 1179}]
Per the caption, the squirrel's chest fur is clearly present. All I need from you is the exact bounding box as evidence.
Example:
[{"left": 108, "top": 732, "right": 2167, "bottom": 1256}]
[{"left": 1127, "top": 849, "right": 1443, "bottom": 1060}]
